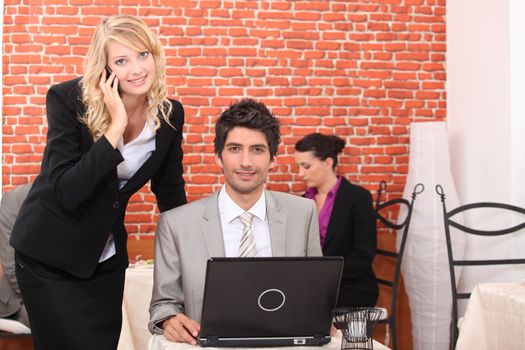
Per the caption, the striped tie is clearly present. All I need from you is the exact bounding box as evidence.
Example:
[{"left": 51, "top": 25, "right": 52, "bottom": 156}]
[{"left": 239, "top": 212, "right": 256, "bottom": 257}]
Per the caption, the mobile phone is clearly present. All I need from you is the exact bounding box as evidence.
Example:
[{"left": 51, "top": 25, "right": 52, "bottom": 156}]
[{"left": 105, "top": 65, "right": 122, "bottom": 94}]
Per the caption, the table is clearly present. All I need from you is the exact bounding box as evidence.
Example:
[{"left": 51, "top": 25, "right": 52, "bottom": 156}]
[
  {"left": 149, "top": 332, "right": 391, "bottom": 350},
  {"left": 456, "top": 282, "right": 525, "bottom": 350},
  {"left": 118, "top": 265, "right": 155, "bottom": 350},
  {"left": 118, "top": 266, "right": 390, "bottom": 350}
]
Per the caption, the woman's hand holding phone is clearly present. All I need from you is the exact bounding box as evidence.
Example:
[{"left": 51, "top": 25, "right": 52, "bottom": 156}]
[
  {"left": 100, "top": 67, "right": 127, "bottom": 148},
  {"left": 105, "top": 66, "right": 122, "bottom": 94}
]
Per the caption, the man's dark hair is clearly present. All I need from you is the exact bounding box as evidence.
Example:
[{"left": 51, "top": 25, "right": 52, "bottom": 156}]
[{"left": 214, "top": 99, "right": 281, "bottom": 159}]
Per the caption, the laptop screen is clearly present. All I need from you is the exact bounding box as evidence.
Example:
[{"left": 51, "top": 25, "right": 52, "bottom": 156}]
[{"left": 199, "top": 257, "right": 343, "bottom": 345}]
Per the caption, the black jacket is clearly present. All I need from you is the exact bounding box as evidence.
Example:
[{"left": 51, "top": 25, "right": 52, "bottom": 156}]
[
  {"left": 10, "top": 77, "right": 187, "bottom": 278},
  {"left": 322, "top": 178, "right": 378, "bottom": 306}
]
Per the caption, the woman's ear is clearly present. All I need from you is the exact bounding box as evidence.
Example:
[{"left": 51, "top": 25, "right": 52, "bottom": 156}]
[{"left": 325, "top": 157, "right": 334, "bottom": 169}]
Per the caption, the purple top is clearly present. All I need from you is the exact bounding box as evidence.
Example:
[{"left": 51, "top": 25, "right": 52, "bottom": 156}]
[{"left": 304, "top": 176, "right": 343, "bottom": 247}]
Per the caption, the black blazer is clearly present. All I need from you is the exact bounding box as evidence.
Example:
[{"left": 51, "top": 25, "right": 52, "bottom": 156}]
[
  {"left": 322, "top": 178, "right": 378, "bottom": 306},
  {"left": 10, "top": 78, "right": 187, "bottom": 278}
]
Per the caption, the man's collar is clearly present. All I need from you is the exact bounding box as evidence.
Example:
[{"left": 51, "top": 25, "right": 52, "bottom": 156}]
[{"left": 218, "top": 185, "right": 267, "bottom": 223}]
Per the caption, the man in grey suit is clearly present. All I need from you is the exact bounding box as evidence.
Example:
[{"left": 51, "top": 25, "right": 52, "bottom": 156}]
[
  {"left": 149, "top": 99, "right": 322, "bottom": 345},
  {"left": 0, "top": 183, "right": 31, "bottom": 328}
]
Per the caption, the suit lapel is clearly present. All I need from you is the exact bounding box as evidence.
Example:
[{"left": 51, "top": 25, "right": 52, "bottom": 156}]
[
  {"left": 323, "top": 178, "right": 349, "bottom": 249},
  {"left": 202, "top": 192, "right": 226, "bottom": 257},
  {"left": 266, "top": 191, "right": 286, "bottom": 256},
  {"left": 80, "top": 123, "right": 120, "bottom": 198},
  {"left": 104, "top": 168, "right": 120, "bottom": 198}
]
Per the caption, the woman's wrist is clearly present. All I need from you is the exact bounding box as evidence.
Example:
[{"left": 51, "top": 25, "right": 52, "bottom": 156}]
[{"left": 104, "top": 124, "right": 125, "bottom": 148}]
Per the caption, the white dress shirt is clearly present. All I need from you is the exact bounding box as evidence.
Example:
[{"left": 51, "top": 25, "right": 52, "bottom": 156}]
[
  {"left": 218, "top": 186, "right": 272, "bottom": 257},
  {"left": 99, "top": 120, "right": 156, "bottom": 262}
]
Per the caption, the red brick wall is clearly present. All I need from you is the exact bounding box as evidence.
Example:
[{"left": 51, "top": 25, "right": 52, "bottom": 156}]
[{"left": 2, "top": 0, "right": 446, "bottom": 237}]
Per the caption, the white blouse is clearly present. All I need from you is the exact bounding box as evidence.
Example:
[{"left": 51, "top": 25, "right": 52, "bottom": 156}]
[
  {"left": 99, "top": 121, "right": 156, "bottom": 262},
  {"left": 116, "top": 121, "right": 156, "bottom": 190}
]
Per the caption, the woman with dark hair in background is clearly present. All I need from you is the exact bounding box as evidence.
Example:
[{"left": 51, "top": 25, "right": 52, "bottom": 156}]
[
  {"left": 295, "top": 133, "right": 378, "bottom": 307},
  {"left": 10, "top": 15, "right": 186, "bottom": 349}
]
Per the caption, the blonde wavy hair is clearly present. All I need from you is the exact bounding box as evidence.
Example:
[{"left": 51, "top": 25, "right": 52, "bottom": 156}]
[{"left": 81, "top": 15, "right": 172, "bottom": 141}]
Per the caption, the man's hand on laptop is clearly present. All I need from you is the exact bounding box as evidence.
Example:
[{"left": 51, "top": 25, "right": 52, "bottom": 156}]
[{"left": 163, "top": 313, "right": 201, "bottom": 345}]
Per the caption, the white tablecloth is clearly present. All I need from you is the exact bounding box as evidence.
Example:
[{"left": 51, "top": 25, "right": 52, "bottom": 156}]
[
  {"left": 118, "top": 266, "right": 390, "bottom": 350},
  {"left": 149, "top": 332, "right": 391, "bottom": 350},
  {"left": 118, "top": 265, "right": 155, "bottom": 350},
  {"left": 456, "top": 282, "right": 525, "bottom": 350}
]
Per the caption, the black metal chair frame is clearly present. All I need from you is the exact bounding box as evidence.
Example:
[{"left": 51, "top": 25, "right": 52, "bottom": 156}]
[
  {"left": 374, "top": 181, "right": 424, "bottom": 350},
  {"left": 435, "top": 184, "right": 525, "bottom": 349}
]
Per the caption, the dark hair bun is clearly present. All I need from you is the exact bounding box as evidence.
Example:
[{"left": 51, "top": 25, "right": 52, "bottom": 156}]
[{"left": 327, "top": 135, "right": 345, "bottom": 155}]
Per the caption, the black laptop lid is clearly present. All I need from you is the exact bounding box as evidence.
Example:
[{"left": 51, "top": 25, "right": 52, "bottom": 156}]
[{"left": 199, "top": 257, "right": 344, "bottom": 340}]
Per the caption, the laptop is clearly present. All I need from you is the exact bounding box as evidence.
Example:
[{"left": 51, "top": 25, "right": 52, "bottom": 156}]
[{"left": 198, "top": 256, "right": 344, "bottom": 347}]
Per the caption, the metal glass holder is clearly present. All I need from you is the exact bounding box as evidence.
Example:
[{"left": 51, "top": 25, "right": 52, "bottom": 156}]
[{"left": 333, "top": 307, "right": 385, "bottom": 350}]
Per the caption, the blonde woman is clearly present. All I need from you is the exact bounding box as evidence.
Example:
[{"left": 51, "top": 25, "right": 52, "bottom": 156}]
[{"left": 10, "top": 15, "right": 186, "bottom": 349}]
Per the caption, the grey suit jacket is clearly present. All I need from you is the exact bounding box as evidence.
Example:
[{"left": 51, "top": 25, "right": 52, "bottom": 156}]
[
  {"left": 0, "top": 184, "right": 31, "bottom": 325},
  {"left": 149, "top": 190, "right": 322, "bottom": 333}
]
